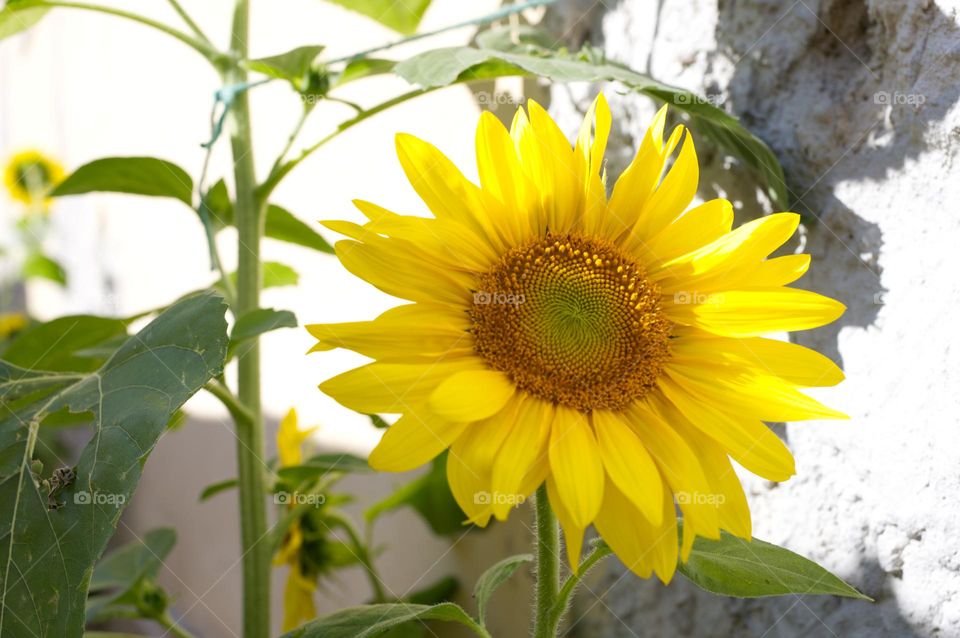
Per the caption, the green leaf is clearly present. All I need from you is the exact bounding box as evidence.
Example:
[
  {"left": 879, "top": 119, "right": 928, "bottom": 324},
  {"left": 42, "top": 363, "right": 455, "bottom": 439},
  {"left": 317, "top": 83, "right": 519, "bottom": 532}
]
[
  {"left": 474, "top": 25, "right": 555, "bottom": 52},
  {"left": 52, "top": 157, "right": 194, "bottom": 205},
  {"left": 22, "top": 252, "right": 66, "bottom": 285},
  {"left": 678, "top": 527, "right": 871, "bottom": 600},
  {"left": 366, "top": 452, "right": 467, "bottom": 536},
  {"left": 0, "top": 291, "right": 229, "bottom": 637},
  {"left": 473, "top": 553, "right": 531, "bottom": 625},
  {"left": 265, "top": 205, "right": 334, "bottom": 253},
  {"left": 2, "top": 315, "right": 127, "bottom": 372},
  {"left": 322, "top": 0, "right": 431, "bottom": 35},
  {"left": 407, "top": 575, "right": 458, "bottom": 606},
  {"left": 0, "top": 1, "right": 48, "bottom": 41},
  {"left": 199, "top": 477, "right": 238, "bottom": 501},
  {"left": 248, "top": 45, "right": 326, "bottom": 85},
  {"left": 333, "top": 58, "right": 397, "bottom": 88},
  {"left": 395, "top": 46, "right": 788, "bottom": 209},
  {"left": 229, "top": 308, "right": 297, "bottom": 357},
  {"left": 280, "top": 602, "right": 487, "bottom": 638},
  {"left": 368, "top": 414, "right": 390, "bottom": 429}
]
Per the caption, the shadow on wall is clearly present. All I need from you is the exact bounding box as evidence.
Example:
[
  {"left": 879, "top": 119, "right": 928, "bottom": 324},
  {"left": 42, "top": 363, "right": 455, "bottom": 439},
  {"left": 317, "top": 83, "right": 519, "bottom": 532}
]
[{"left": 571, "top": 555, "right": 921, "bottom": 638}]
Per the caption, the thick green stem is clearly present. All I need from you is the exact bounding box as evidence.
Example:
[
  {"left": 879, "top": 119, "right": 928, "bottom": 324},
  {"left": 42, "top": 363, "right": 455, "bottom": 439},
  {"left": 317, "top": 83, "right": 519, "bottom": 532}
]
[
  {"left": 532, "top": 485, "right": 560, "bottom": 638},
  {"left": 226, "top": 1, "right": 270, "bottom": 637}
]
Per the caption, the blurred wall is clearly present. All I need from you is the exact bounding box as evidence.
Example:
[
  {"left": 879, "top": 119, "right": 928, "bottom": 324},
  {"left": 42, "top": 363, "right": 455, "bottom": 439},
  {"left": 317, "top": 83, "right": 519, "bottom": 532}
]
[{"left": 547, "top": 0, "right": 960, "bottom": 636}]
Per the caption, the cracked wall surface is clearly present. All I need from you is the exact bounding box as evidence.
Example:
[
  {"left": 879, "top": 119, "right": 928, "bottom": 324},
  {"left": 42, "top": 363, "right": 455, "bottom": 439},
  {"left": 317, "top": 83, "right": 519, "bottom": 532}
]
[{"left": 547, "top": 0, "right": 960, "bottom": 636}]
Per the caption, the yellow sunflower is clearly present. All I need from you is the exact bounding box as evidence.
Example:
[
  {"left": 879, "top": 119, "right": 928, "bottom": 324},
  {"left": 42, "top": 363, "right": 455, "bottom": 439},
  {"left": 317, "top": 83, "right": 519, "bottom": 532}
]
[
  {"left": 273, "top": 408, "right": 320, "bottom": 632},
  {"left": 3, "top": 149, "right": 65, "bottom": 206},
  {"left": 307, "top": 95, "right": 846, "bottom": 582},
  {"left": 0, "top": 313, "right": 28, "bottom": 340}
]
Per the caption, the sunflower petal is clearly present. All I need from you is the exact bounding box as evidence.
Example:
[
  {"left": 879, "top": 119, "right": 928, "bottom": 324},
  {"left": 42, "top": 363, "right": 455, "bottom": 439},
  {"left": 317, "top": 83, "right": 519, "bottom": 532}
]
[
  {"left": 428, "top": 369, "right": 516, "bottom": 421},
  {"left": 592, "top": 409, "right": 663, "bottom": 525},
  {"left": 491, "top": 398, "right": 552, "bottom": 520},
  {"left": 548, "top": 406, "right": 604, "bottom": 528},
  {"left": 369, "top": 407, "right": 469, "bottom": 472},
  {"left": 547, "top": 474, "right": 585, "bottom": 569}
]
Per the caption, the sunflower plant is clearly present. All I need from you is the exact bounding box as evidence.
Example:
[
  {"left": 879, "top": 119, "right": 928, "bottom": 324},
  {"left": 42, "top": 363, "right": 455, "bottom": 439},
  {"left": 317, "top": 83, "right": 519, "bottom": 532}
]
[{"left": 0, "top": 1, "right": 867, "bottom": 637}]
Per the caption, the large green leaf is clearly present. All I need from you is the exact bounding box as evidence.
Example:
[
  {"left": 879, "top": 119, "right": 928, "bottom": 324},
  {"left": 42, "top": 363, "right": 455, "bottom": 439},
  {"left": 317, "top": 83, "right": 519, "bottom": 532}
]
[
  {"left": 281, "top": 602, "right": 487, "bottom": 638},
  {"left": 52, "top": 157, "right": 194, "bottom": 205},
  {"left": 322, "top": 0, "right": 431, "bottom": 35},
  {"left": 395, "top": 46, "right": 788, "bottom": 209},
  {"left": 473, "top": 553, "right": 531, "bottom": 625},
  {"left": 0, "top": 291, "right": 229, "bottom": 637},
  {"left": 0, "top": 1, "right": 48, "bottom": 41},
  {"left": 678, "top": 527, "right": 870, "bottom": 599},
  {"left": 333, "top": 58, "right": 397, "bottom": 88},
  {"left": 1, "top": 315, "right": 127, "bottom": 372}
]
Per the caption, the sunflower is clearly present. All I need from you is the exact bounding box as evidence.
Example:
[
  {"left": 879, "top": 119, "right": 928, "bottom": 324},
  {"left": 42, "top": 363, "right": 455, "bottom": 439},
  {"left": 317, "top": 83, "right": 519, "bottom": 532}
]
[
  {"left": 0, "top": 313, "right": 28, "bottom": 341},
  {"left": 3, "top": 149, "right": 65, "bottom": 206},
  {"left": 308, "top": 95, "right": 846, "bottom": 582}
]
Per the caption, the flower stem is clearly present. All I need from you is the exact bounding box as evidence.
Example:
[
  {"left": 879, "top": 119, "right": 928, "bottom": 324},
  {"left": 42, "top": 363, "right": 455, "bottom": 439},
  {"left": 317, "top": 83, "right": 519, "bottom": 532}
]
[
  {"left": 226, "top": 1, "right": 269, "bottom": 637},
  {"left": 532, "top": 484, "right": 561, "bottom": 638}
]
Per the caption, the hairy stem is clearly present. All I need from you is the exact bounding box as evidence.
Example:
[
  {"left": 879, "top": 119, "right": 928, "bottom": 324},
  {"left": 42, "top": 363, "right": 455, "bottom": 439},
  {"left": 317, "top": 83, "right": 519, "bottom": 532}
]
[
  {"left": 532, "top": 485, "right": 561, "bottom": 638},
  {"left": 226, "top": 1, "right": 270, "bottom": 636}
]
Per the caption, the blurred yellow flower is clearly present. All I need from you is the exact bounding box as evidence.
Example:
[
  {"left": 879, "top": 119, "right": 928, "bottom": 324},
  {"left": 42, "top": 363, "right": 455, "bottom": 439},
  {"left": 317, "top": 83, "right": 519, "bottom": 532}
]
[
  {"left": 0, "top": 313, "right": 28, "bottom": 340},
  {"left": 277, "top": 408, "right": 318, "bottom": 467},
  {"left": 3, "top": 149, "right": 64, "bottom": 206},
  {"left": 309, "top": 95, "right": 847, "bottom": 582},
  {"left": 274, "top": 408, "right": 320, "bottom": 631}
]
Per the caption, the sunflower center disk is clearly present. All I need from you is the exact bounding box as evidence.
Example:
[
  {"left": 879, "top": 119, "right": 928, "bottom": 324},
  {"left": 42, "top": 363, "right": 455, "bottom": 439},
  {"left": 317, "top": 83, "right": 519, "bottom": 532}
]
[{"left": 470, "top": 233, "right": 672, "bottom": 412}]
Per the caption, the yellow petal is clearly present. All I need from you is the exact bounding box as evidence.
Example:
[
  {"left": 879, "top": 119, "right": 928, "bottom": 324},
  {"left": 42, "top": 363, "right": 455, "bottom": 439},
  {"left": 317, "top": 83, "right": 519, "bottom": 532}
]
[
  {"left": 446, "top": 400, "right": 520, "bottom": 526},
  {"left": 428, "top": 369, "right": 516, "bottom": 422},
  {"left": 751, "top": 254, "right": 811, "bottom": 287},
  {"left": 547, "top": 473, "right": 585, "bottom": 570},
  {"left": 475, "top": 111, "right": 533, "bottom": 244},
  {"left": 656, "top": 378, "right": 796, "bottom": 482},
  {"left": 320, "top": 359, "right": 483, "bottom": 414},
  {"left": 657, "top": 213, "right": 800, "bottom": 288},
  {"left": 628, "top": 127, "right": 699, "bottom": 244},
  {"left": 593, "top": 476, "right": 678, "bottom": 583},
  {"left": 368, "top": 406, "right": 469, "bottom": 472},
  {"left": 592, "top": 409, "right": 663, "bottom": 525},
  {"left": 306, "top": 303, "right": 471, "bottom": 361},
  {"left": 395, "top": 133, "right": 507, "bottom": 251},
  {"left": 643, "top": 199, "right": 734, "bottom": 267},
  {"left": 666, "top": 362, "right": 848, "bottom": 421},
  {"left": 670, "top": 332, "right": 844, "bottom": 387},
  {"left": 548, "top": 406, "right": 603, "bottom": 528},
  {"left": 665, "top": 287, "right": 846, "bottom": 337},
  {"left": 524, "top": 100, "right": 581, "bottom": 232},
  {"left": 334, "top": 239, "right": 473, "bottom": 306},
  {"left": 277, "top": 408, "right": 318, "bottom": 468},
  {"left": 668, "top": 416, "right": 752, "bottom": 539},
  {"left": 490, "top": 398, "right": 552, "bottom": 520}
]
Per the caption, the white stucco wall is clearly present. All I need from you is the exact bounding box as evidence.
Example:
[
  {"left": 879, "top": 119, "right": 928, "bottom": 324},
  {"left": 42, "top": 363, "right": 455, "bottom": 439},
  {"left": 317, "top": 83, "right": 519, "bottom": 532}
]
[{"left": 548, "top": 0, "right": 960, "bottom": 636}]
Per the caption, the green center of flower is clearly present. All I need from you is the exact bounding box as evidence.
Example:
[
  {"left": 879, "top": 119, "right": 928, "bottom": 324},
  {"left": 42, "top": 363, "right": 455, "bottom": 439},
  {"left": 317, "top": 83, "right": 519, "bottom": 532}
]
[{"left": 470, "top": 232, "right": 671, "bottom": 412}]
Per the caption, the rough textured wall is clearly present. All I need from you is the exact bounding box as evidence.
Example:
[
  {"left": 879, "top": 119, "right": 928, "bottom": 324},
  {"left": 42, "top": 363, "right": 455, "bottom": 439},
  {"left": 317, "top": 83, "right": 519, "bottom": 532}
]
[{"left": 548, "top": 0, "right": 960, "bottom": 636}]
